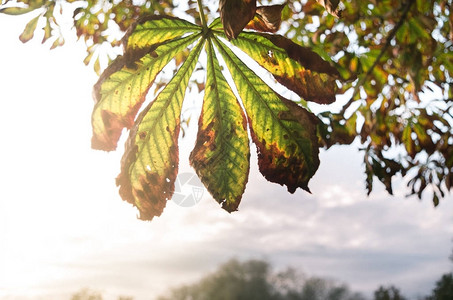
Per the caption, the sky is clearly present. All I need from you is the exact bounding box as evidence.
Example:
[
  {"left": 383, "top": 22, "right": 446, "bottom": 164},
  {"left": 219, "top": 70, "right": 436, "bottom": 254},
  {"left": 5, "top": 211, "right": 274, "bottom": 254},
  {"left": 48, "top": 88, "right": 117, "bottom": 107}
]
[{"left": 1, "top": 9, "right": 453, "bottom": 300}]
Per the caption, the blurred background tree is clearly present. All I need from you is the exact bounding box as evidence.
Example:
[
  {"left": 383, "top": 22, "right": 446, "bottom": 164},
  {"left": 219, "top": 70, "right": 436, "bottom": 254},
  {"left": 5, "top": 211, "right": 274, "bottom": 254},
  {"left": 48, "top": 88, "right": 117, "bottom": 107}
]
[
  {"left": 425, "top": 273, "right": 453, "bottom": 300},
  {"left": 156, "top": 258, "right": 366, "bottom": 300},
  {"left": 70, "top": 288, "right": 104, "bottom": 300},
  {"left": 67, "top": 252, "right": 453, "bottom": 300},
  {"left": 373, "top": 286, "right": 406, "bottom": 300},
  {"left": 1, "top": 0, "right": 452, "bottom": 204},
  {"left": 70, "top": 288, "right": 134, "bottom": 300}
]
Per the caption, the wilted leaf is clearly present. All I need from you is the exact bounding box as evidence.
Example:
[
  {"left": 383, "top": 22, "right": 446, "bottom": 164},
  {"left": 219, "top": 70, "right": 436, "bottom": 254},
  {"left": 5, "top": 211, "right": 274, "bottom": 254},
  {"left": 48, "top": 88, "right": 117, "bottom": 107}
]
[
  {"left": 219, "top": 0, "right": 256, "bottom": 39},
  {"left": 19, "top": 14, "right": 40, "bottom": 43},
  {"left": 245, "top": 4, "right": 286, "bottom": 33},
  {"left": 230, "top": 32, "right": 340, "bottom": 104},
  {"left": 214, "top": 38, "right": 320, "bottom": 193},
  {"left": 190, "top": 40, "right": 250, "bottom": 212},
  {"left": 91, "top": 33, "right": 201, "bottom": 151},
  {"left": 116, "top": 39, "right": 204, "bottom": 221}
]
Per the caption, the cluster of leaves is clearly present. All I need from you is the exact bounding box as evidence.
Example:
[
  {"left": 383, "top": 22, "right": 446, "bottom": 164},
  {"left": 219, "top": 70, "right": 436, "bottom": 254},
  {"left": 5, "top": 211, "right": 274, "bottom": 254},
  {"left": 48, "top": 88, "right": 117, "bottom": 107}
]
[
  {"left": 89, "top": 0, "right": 340, "bottom": 220},
  {"left": 283, "top": 0, "right": 453, "bottom": 205},
  {"left": 3, "top": 0, "right": 452, "bottom": 214}
]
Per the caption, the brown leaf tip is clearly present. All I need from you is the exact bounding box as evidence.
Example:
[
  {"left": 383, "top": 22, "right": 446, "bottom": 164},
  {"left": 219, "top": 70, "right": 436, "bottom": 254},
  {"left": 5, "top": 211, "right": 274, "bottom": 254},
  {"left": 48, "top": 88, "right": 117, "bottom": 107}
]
[
  {"left": 220, "top": 0, "right": 257, "bottom": 39},
  {"left": 245, "top": 4, "right": 287, "bottom": 33}
]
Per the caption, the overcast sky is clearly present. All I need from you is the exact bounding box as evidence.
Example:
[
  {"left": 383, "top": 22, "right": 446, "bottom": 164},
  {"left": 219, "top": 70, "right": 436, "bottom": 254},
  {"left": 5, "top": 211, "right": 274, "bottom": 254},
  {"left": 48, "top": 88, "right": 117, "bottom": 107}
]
[{"left": 0, "top": 11, "right": 452, "bottom": 300}]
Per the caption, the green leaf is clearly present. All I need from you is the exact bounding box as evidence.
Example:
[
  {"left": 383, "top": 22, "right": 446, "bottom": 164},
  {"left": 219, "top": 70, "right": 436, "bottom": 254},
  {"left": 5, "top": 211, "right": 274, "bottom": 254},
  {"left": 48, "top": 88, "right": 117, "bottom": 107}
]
[
  {"left": 126, "top": 15, "right": 201, "bottom": 52},
  {"left": 190, "top": 38, "right": 250, "bottom": 212},
  {"left": 116, "top": 38, "right": 204, "bottom": 221},
  {"left": 91, "top": 33, "right": 201, "bottom": 151},
  {"left": 214, "top": 36, "right": 320, "bottom": 193},
  {"left": 19, "top": 14, "right": 40, "bottom": 43},
  {"left": 229, "top": 32, "right": 340, "bottom": 104}
]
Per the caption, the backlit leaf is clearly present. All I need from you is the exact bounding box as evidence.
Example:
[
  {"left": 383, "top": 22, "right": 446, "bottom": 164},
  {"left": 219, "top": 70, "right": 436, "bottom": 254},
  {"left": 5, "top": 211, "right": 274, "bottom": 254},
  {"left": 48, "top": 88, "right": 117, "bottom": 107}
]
[
  {"left": 214, "top": 37, "right": 320, "bottom": 193},
  {"left": 219, "top": 0, "right": 256, "bottom": 39},
  {"left": 116, "top": 39, "right": 204, "bottom": 221},
  {"left": 230, "top": 32, "right": 340, "bottom": 104},
  {"left": 245, "top": 4, "right": 286, "bottom": 33},
  {"left": 190, "top": 39, "right": 250, "bottom": 212},
  {"left": 91, "top": 33, "right": 201, "bottom": 151},
  {"left": 125, "top": 15, "right": 200, "bottom": 52}
]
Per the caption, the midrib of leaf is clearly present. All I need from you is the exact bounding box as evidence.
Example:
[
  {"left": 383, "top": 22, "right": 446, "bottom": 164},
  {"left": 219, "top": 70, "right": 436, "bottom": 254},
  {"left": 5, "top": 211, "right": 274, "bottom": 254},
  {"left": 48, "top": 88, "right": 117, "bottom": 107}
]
[{"left": 130, "top": 37, "right": 205, "bottom": 181}]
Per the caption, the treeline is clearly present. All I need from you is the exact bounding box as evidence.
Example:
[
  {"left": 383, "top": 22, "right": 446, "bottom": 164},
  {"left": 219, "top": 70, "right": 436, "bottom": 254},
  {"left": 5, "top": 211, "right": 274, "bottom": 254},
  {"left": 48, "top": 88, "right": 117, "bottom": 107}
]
[{"left": 71, "top": 259, "right": 453, "bottom": 300}]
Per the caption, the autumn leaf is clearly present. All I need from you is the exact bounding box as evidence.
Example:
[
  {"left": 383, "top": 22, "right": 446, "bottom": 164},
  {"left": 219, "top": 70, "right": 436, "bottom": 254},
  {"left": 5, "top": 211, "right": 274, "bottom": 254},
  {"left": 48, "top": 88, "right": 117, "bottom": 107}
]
[
  {"left": 229, "top": 32, "right": 340, "bottom": 104},
  {"left": 219, "top": 0, "right": 256, "bottom": 39},
  {"left": 90, "top": 10, "right": 343, "bottom": 219},
  {"left": 91, "top": 31, "right": 201, "bottom": 151},
  {"left": 116, "top": 38, "right": 204, "bottom": 220},
  {"left": 190, "top": 40, "right": 250, "bottom": 212},
  {"left": 245, "top": 4, "right": 286, "bottom": 33}
]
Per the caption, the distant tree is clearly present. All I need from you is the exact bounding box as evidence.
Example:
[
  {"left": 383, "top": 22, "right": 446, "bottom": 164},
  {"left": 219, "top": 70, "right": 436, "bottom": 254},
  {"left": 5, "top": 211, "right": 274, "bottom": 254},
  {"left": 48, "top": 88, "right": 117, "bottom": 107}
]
[
  {"left": 70, "top": 289, "right": 103, "bottom": 300},
  {"left": 373, "top": 285, "right": 406, "bottom": 300},
  {"left": 157, "top": 258, "right": 364, "bottom": 300},
  {"left": 70, "top": 289, "right": 134, "bottom": 300},
  {"left": 425, "top": 273, "right": 453, "bottom": 300}
]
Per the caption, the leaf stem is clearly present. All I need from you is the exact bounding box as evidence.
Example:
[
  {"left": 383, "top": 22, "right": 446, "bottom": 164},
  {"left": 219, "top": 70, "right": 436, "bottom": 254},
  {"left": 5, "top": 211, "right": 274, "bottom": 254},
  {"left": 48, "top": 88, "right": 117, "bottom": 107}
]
[{"left": 197, "top": 0, "right": 207, "bottom": 28}]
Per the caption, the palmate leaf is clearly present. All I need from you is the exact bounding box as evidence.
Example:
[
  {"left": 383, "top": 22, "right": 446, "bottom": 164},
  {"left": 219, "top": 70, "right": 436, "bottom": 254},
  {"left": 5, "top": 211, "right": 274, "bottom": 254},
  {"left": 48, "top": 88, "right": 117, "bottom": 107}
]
[
  {"left": 190, "top": 39, "right": 250, "bottom": 212},
  {"left": 91, "top": 10, "right": 342, "bottom": 220}
]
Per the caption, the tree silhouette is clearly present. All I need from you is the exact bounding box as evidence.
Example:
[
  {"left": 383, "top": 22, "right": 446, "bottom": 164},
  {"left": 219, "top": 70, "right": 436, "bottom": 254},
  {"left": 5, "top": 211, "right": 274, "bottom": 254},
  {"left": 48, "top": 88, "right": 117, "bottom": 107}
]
[{"left": 157, "top": 258, "right": 365, "bottom": 300}]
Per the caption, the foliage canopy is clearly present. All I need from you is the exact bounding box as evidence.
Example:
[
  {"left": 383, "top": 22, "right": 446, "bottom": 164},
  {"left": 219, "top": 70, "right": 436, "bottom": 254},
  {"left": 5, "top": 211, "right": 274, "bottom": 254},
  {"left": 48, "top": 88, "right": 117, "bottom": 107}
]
[{"left": 2, "top": 0, "right": 452, "bottom": 220}]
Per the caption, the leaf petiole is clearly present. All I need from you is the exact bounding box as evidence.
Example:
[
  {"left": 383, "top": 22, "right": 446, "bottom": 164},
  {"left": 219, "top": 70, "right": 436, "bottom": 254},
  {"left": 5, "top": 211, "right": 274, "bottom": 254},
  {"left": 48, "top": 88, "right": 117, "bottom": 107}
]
[{"left": 197, "top": 0, "right": 207, "bottom": 29}]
